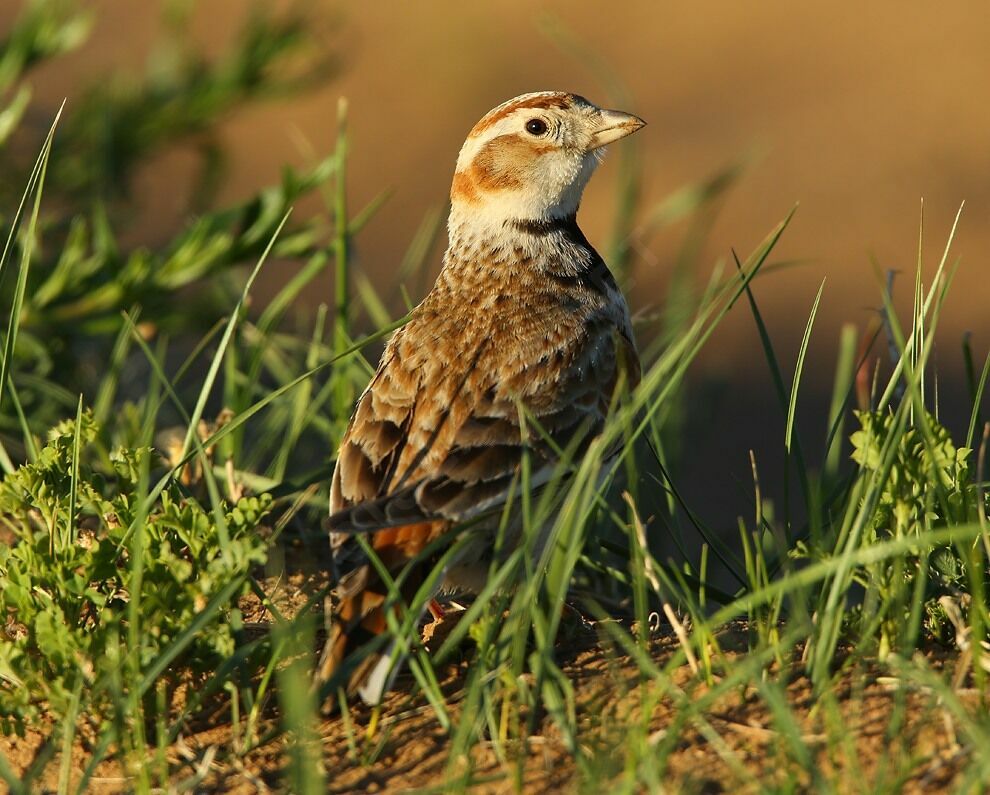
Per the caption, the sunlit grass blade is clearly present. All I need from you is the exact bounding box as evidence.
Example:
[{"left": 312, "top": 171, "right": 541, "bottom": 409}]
[
  {"left": 0, "top": 753, "right": 27, "bottom": 795},
  {"left": 785, "top": 278, "right": 825, "bottom": 455},
  {"left": 965, "top": 346, "right": 990, "bottom": 450},
  {"left": 275, "top": 613, "right": 327, "bottom": 795},
  {"left": 823, "top": 323, "right": 858, "bottom": 480},
  {"left": 66, "top": 394, "right": 83, "bottom": 553},
  {"left": 179, "top": 210, "right": 290, "bottom": 463},
  {"left": 876, "top": 202, "right": 964, "bottom": 412},
  {"left": 0, "top": 102, "right": 64, "bottom": 414}
]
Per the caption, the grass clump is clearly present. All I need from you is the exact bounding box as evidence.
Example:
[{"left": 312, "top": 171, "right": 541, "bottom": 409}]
[{"left": 847, "top": 408, "right": 986, "bottom": 649}]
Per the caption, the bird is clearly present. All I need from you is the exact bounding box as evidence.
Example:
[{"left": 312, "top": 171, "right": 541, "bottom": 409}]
[{"left": 318, "top": 91, "right": 645, "bottom": 707}]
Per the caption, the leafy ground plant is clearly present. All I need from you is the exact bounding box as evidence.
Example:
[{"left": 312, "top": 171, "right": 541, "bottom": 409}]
[{"left": 0, "top": 410, "right": 271, "bottom": 734}]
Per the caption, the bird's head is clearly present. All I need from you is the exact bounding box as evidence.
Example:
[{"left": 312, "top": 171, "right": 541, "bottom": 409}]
[{"left": 449, "top": 91, "right": 645, "bottom": 229}]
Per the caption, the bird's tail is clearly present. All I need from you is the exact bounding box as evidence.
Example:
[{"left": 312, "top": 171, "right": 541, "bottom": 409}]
[
  {"left": 316, "top": 574, "right": 407, "bottom": 709},
  {"left": 317, "top": 521, "right": 448, "bottom": 710}
]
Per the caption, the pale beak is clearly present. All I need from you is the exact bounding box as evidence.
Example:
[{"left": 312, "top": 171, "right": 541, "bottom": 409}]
[{"left": 588, "top": 108, "right": 646, "bottom": 150}]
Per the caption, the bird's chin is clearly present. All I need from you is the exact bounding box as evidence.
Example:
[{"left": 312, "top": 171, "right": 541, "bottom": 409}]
[{"left": 588, "top": 146, "right": 607, "bottom": 167}]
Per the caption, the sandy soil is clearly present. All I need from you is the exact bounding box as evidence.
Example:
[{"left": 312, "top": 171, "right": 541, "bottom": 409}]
[{"left": 3, "top": 565, "right": 981, "bottom": 793}]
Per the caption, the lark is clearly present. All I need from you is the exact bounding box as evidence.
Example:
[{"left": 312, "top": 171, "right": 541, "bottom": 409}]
[{"left": 319, "top": 91, "right": 645, "bottom": 705}]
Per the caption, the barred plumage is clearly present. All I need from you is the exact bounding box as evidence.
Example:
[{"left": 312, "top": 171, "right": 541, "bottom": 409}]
[{"left": 318, "top": 91, "right": 645, "bottom": 706}]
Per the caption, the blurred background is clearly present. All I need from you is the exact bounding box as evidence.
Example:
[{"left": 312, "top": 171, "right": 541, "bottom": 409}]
[{"left": 3, "top": 0, "right": 990, "bottom": 530}]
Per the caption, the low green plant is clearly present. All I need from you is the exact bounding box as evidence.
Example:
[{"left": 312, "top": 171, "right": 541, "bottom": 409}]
[
  {"left": 847, "top": 407, "right": 986, "bottom": 652},
  {"left": 0, "top": 409, "right": 270, "bottom": 734}
]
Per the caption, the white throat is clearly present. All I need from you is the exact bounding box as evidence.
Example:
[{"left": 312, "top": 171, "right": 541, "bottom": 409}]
[{"left": 448, "top": 153, "right": 598, "bottom": 244}]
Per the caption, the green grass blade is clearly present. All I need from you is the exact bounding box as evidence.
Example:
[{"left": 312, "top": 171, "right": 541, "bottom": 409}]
[
  {"left": 0, "top": 103, "right": 63, "bottom": 414},
  {"left": 0, "top": 752, "right": 27, "bottom": 795},
  {"left": 66, "top": 394, "right": 83, "bottom": 553},
  {"left": 785, "top": 278, "right": 825, "bottom": 453},
  {"left": 179, "top": 210, "right": 290, "bottom": 462},
  {"left": 135, "top": 574, "right": 248, "bottom": 698},
  {"left": 966, "top": 347, "right": 990, "bottom": 451},
  {"left": 876, "top": 203, "right": 964, "bottom": 411}
]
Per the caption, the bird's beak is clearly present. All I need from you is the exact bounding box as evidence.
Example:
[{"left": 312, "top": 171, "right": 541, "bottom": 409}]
[{"left": 588, "top": 108, "right": 646, "bottom": 151}]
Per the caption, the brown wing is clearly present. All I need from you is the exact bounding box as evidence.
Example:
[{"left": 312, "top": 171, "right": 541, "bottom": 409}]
[
  {"left": 328, "top": 313, "right": 638, "bottom": 534},
  {"left": 320, "top": 266, "right": 638, "bottom": 704}
]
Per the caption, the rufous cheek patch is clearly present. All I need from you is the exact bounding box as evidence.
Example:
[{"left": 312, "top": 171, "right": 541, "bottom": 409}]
[{"left": 450, "top": 171, "right": 481, "bottom": 203}]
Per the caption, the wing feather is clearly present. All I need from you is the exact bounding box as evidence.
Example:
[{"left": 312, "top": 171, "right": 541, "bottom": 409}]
[{"left": 328, "top": 314, "right": 636, "bottom": 534}]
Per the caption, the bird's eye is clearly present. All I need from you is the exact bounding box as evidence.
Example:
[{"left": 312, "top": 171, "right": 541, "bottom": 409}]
[{"left": 525, "top": 118, "right": 548, "bottom": 136}]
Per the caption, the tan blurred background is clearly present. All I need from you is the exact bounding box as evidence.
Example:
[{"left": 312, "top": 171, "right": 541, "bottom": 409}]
[{"left": 8, "top": 0, "right": 990, "bottom": 520}]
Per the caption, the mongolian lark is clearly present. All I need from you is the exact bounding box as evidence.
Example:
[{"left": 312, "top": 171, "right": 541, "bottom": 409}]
[{"left": 319, "top": 91, "right": 645, "bottom": 705}]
